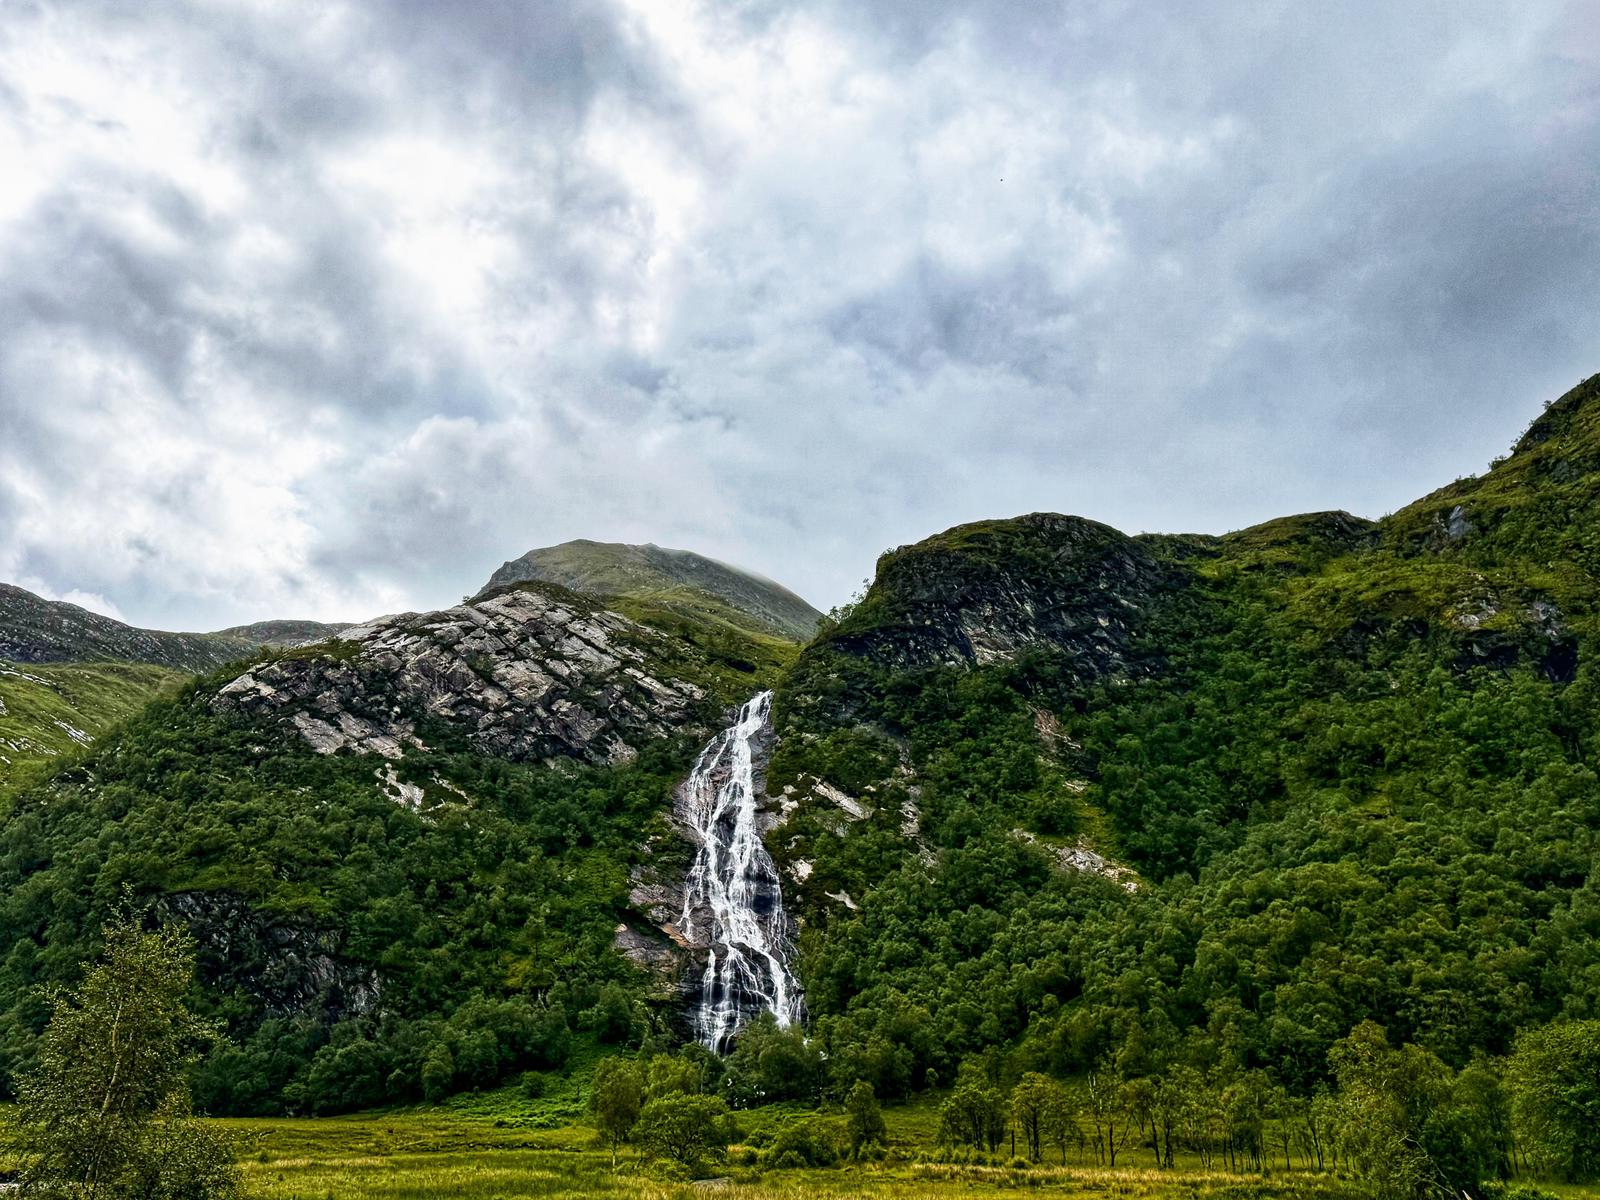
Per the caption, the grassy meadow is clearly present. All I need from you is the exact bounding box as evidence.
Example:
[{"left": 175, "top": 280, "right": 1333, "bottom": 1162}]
[
  {"left": 182, "top": 1087, "right": 1594, "bottom": 1200},
  {"left": 224, "top": 1107, "right": 1354, "bottom": 1200},
  {"left": 6, "top": 1084, "right": 1600, "bottom": 1199},
  {"left": 0, "top": 659, "right": 181, "bottom": 790}
]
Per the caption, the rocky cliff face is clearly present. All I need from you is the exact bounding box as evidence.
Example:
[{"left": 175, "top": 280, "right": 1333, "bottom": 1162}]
[
  {"left": 211, "top": 582, "right": 717, "bottom": 766},
  {"left": 825, "top": 512, "right": 1173, "bottom": 676},
  {"left": 157, "top": 890, "right": 379, "bottom": 1023}
]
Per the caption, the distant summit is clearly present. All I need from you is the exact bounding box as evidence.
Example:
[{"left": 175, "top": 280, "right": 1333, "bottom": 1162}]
[
  {"left": 210, "top": 619, "right": 353, "bottom": 648},
  {"left": 0, "top": 582, "right": 255, "bottom": 672},
  {"left": 479, "top": 540, "right": 822, "bottom": 644},
  {"left": 0, "top": 583, "right": 348, "bottom": 671}
]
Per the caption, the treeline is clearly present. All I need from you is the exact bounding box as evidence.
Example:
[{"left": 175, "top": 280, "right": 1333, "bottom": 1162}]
[
  {"left": 584, "top": 1036, "right": 889, "bottom": 1174},
  {"left": 927, "top": 1017, "right": 1600, "bottom": 1198},
  {"left": 575, "top": 1011, "right": 1600, "bottom": 1195},
  {"left": 204, "top": 980, "right": 634, "bottom": 1114}
]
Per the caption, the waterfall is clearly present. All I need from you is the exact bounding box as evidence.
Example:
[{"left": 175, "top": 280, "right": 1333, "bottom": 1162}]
[{"left": 679, "top": 690, "right": 802, "bottom": 1053}]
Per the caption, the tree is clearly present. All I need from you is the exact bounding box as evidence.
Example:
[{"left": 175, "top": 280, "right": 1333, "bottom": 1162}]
[
  {"left": 643, "top": 1052, "right": 703, "bottom": 1100},
  {"left": 1147, "top": 1068, "right": 1201, "bottom": 1169},
  {"left": 1508, "top": 1020, "right": 1600, "bottom": 1182},
  {"left": 586, "top": 983, "right": 639, "bottom": 1045},
  {"left": 1329, "top": 1024, "right": 1435, "bottom": 1200},
  {"left": 420, "top": 1042, "right": 455, "bottom": 1104},
  {"left": 1084, "top": 1067, "right": 1126, "bottom": 1167},
  {"left": 722, "top": 1012, "right": 823, "bottom": 1106},
  {"left": 1328, "top": 1021, "right": 1496, "bottom": 1200},
  {"left": 1043, "top": 1080, "right": 1082, "bottom": 1166},
  {"left": 764, "top": 1118, "right": 842, "bottom": 1168},
  {"left": 1219, "top": 1071, "right": 1269, "bottom": 1172},
  {"left": 8, "top": 914, "right": 239, "bottom": 1199},
  {"left": 940, "top": 1069, "right": 1008, "bottom": 1153},
  {"left": 1452, "top": 1057, "right": 1513, "bottom": 1183},
  {"left": 844, "top": 1080, "right": 886, "bottom": 1156},
  {"left": 589, "top": 1058, "right": 644, "bottom": 1169},
  {"left": 1010, "top": 1073, "right": 1070, "bottom": 1162},
  {"left": 1267, "top": 1084, "right": 1301, "bottom": 1172},
  {"left": 633, "top": 1093, "right": 734, "bottom": 1169}
]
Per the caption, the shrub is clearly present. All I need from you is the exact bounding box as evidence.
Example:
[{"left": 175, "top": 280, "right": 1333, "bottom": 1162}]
[
  {"left": 633, "top": 1092, "right": 734, "bottom": 1169},
  {"left": 764, "top": 1118, "right": 842, "bottom": 1169},
  {"left": 845, "top": 1080, "right": 887, "bottom": 1155}
]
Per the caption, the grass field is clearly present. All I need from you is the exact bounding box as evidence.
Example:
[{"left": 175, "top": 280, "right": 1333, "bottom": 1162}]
[
  {"left": 8, "top": 1090, "right": 1600, "bottom": 1199},
  {"left": 0, "top": 659, "right": 182, "bottom": 791},
  {"left": 227, "top": 1109, "right": 1361, "bottom": 1200},
  {"left": 214, "top": 1091, "right": 1600, "bottom": 1200}
]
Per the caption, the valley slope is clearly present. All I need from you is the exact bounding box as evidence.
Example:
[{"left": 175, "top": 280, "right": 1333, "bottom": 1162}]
[
  {"left": 0, "top": 583, "right": 345, "bottom": 670},
  {"left": 0, "top": 584, "right": 349, "bottom": 786}
]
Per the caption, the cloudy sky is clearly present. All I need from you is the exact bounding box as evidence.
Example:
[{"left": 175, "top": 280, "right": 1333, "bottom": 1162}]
[{"left": 2, "top": 0, "right": 1598, "bottom": 629}]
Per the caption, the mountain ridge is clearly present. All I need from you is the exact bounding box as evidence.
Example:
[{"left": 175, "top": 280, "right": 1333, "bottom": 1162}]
[
  {"left": 0, "top": 582, "right": 349, "bottom": 671},
  {"left": 480, "top": 538, "right": 823, "bottom": 644}
]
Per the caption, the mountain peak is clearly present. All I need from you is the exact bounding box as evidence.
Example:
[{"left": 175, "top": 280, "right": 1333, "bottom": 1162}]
[
  {"left": 1512, "top": 372, "right": 1600, "bottom": 457},
  {"left": 479, "top": 539, "right": 822, "bottom": 643}
]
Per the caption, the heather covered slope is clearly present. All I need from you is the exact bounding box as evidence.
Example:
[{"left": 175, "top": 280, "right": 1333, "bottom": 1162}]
[
  {"left": 0, "top": 583, "right": 261, "bottom": 671},
  {"left": 0, "top": 583, "right": 347, "bottom": 670},
  {"left": 0, "top": 585, "right": 353, "bottom": 785}
]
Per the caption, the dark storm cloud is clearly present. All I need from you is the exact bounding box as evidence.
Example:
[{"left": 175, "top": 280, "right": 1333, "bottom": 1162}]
[{"left": 1, "top": 0, "right": 1596, "bottom": 627}]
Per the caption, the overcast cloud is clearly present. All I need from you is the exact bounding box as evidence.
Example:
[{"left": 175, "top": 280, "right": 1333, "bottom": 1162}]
[{"left": 2, "top": 0, "right": 1598, "bottom": 629}]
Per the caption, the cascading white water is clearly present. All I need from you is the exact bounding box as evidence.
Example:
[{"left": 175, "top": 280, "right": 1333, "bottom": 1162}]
[{"left": 679, "top": 690, "right": 802, "bottom": 1053}]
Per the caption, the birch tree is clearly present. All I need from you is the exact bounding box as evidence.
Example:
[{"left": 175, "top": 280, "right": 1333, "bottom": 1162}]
[{"left": 9, "top": 915, "right": 237, "bottom": 1200}]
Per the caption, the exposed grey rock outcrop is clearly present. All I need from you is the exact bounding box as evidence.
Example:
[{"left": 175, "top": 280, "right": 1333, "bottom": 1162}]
[
  {"left": 157, "top": 890, "right": 379, "bottom": 1022},
  {"left": 825, "top": 513, "right": 1172, "bottom": 675},
  {"left": 1012, "top": 829, "right": 1140, "bottom": 892},
  {"left": 211, "top": 583, "right": 714, "bottom": 766}
]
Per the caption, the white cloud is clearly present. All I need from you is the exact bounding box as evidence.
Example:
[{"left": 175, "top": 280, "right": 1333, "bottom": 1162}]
[{"left": 1, "top": 0, "right": 1596, "bottom": 628}]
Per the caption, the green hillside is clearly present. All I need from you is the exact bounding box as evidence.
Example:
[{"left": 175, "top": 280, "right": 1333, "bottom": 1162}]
[
  {"left": 0, "top": 660, "right": 182, "bottom": 791},
  {"left": 0, "top": 587, "right": 354, "bottom": 789},
  {"left": 0, "top": 579, "right": 776, "bottom": 1114},
  {"left": 481, "top": 539, "right": 823, "bottom": 644},
  {"left": 765, "top": 376, "right": 1600, "bottom": 1106}
]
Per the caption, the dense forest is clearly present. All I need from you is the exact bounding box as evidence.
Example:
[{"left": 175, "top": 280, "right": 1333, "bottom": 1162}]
[{"left": 3, "top": 378, "right": 1600, "bottom": 1194}]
